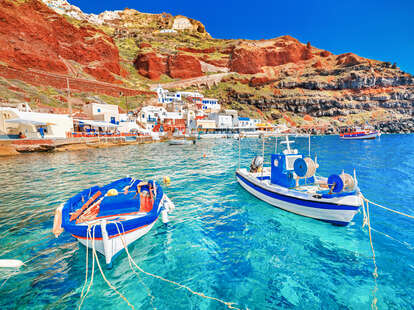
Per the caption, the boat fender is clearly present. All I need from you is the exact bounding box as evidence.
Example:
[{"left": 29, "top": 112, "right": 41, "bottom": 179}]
[
  {"left": 107, "top": 189, "right": 118, "bottom": 196},
  {"left": 0, "top": 259, "right": 24, "bottom": 268},
  {"left": 163, "top": 176, "right": 171, "bottom": 186},
  {"left": 52, "top": 205, "right": 64, "bottom": 238}
]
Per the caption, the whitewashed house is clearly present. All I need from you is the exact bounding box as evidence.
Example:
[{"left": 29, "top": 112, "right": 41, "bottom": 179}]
[
  {"left": 83, "top": 102, "right": 120, "bottom": 124},
  {"left": 0, "top": 107, "right": 73, "bottom": 139},
  {"left": 201, "top": 98, "right": 221, "bottom": 113}
]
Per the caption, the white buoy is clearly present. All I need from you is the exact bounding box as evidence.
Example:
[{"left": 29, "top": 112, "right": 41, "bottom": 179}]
[{"left": 0, "top": 259, "right": 24, "bottom": 268}]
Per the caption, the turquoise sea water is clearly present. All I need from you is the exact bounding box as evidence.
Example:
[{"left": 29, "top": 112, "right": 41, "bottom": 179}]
[{"left": 0, "top": 135, "right": 413, "bottom": 309}]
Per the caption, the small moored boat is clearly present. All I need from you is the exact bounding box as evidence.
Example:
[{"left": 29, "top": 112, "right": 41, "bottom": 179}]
[
  {"left": 169, "top": 139, "right": 195, "bottom": 145},
  {"left": 236, "top": 135, "right": 362, "bottom": 226},
  {"left": 52, "top": 177, "right": 174, "bottom": 267},
  {"left": 339, "top": 126, "right": 381, "bottom": 140}
]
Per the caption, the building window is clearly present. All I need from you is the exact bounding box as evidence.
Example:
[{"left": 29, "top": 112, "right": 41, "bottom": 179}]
[{"left": 97, "top": 108, "right": 101, "bottom": 113}]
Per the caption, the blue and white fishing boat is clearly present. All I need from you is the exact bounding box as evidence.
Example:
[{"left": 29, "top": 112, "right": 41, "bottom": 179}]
[
  {"left": 236, "top": 135, "right": 362, "bottom": 226},
  {"left": 52, "top": 177, "right": 174, "bottom": 267}
]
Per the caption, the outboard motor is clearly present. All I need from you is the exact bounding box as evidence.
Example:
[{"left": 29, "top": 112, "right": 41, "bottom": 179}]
[{"left": 250, "top": 156, "right": 264, "bottom": 173}]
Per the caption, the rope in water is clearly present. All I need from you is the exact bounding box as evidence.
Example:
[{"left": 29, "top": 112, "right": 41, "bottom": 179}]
[
  {"left": 77, "top": 225, "right": 134, "bottom": 310},
  {"left": 362, "top": 199, "right": 378, "bottom": 310},
  {"left": 113, "top": 221, "right": 242, "bottom": 310},
  {"left": 78, "top": 226, "right": 95, "bottom": 310},
  {"left": 113, "top": 222, "right": 156, "bottom": 309},
  {"left": 360, "top": 195, "right": 414, "bottom": 310}
]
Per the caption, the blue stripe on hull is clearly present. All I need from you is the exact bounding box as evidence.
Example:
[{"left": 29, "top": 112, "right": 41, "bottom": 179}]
[{"left": 236, "top": 172, "right": 359, "bottom": 211}]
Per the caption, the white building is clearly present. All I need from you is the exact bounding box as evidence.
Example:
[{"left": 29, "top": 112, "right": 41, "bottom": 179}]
[
  {"left": 83, "top": 102, "right": 120, "bottom": 124},
  {"left": 238, "top": 117, "right": 261, "bottom": 129},
  {"left": 156, "top": 86, "right": 203, "bottom": 104},
  {"left": 159, "top": 29, "right": 177, "bottom": 34},
  {"left": 201, "top": 98, "right": 221, "bottom": 113},
  {"left": 209, "top": 113, "right": 233, "bottom": 129},
  {"left": 0, "top": 107, "right": 73, "bottom": 139}
]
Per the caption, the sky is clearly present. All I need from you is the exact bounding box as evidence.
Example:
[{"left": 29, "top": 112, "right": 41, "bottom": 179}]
[{"left": 71, "top": 0, "right": 414, "bottom": 74}]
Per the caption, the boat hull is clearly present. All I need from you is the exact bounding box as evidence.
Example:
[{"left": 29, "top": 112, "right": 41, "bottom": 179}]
[
  {"left": 340, "top": 131, "right": 381, "bottom": 140},
  {"left": 76, "top": 220, "right": 157, "bottom": 268},
  {"left": 236, "top": 171, "right": 361, "bottom": 226}
]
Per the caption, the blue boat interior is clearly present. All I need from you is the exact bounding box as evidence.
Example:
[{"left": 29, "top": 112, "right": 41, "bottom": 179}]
[{"left": 61, "top": 177, "right": 164, "bottom": 238}]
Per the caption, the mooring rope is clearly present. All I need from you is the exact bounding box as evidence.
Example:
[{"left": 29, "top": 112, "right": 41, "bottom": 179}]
[
  {"left": 113, "top": 222, "right": 156, "bottom": 310},
  {"left": 359, "top": 194, "right": 414, "bottom": 310},
  {"left": 362, "top": 199, "right": 378, "bottom": 310},
  {"left": 76, "top": 225, "right": 134, "bottom": 310},
  {"left": 91, "top": 227, "right": 135, "bottom": 310},
  {"left": 78, "top": 226, "right": 95, "bottom": 310},
  {"left": 363, "top": 197, "right": 414, "bottom": 219},
  {"left": 114, "top": 221, "right": 241, "bottom": 310}
]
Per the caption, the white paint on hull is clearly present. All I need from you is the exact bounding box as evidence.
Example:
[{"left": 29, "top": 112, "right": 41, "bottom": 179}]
[
  {"left": 236, "top": 170, "right": 361, "bottom": 225},
  {"left": 78, "top": 221, "right": 157, "bottom": 266}
]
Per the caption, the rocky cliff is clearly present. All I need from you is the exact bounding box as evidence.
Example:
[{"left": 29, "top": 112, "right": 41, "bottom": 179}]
[
  {"left": 0, "top": 0, "right": 412, "bottom": 128},
  {"left": 0, "top": 0, "right": 127, "bottom": 84}
]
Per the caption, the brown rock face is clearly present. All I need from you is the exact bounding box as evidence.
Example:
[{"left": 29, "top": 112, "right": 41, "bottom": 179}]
[
  {"left": 134, "top": 53, "right": 202, "bottom": 80},
  {"left": 229, "top": 38, "right": 315, "bottom": 74},
  {"left": 134, "top": 52, "right": 167, "bottom": 80},
  {"left": 168, "top": 54, "right": 203, "bottom": 79},
  {"left": 336, "top": 53, "right": 363, "bottom": 67},
  {"left": 0, "top": 0, "right": 122, "bottom": 83}
]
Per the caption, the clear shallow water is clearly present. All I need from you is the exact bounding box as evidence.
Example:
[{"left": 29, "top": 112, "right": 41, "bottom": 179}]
[{"left": 0, "top": 135, "right": 413, "bottom": 309}]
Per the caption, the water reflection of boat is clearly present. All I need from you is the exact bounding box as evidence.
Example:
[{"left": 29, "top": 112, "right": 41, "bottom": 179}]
[
  {"left": 53, "top": 177, "right": 174, "bottom": 267},
  {"left": 236, "top": 135, "right": 362, "bottom": 226}
]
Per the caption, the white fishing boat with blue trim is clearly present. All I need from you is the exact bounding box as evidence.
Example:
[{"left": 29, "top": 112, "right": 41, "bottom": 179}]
[
  {"left": 52, "top": 177, "right": 174, "bottom": 268},
  {"left": 236, "top": 135, "right": 362, "bottom": 226}
]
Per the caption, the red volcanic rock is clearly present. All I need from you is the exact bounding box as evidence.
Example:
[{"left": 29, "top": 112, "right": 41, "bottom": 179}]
[
  {"left": 134, "top": 53, "right": 202, "bottom": 80},
  {"left": 178, "top": 47, "right": 216, "bottom": 53},
  {"left": 312, "top": 60, "right": 323, "bottom": 69},
  {"left": 199, "top": 55, "right": 229, "bottom": 68},
  {"left": 236, "top": 78, "right": 250, "bottom": 85},
  {"left": 230, "top": 38, "right": 314, "bottom": 74},
  {"left": 220, "top": 46, "right": 235, "bottom": 55},
  {"left": 168, "top": 54, "right": 202, "bottom": 79},
  {"left": 230, "top": 48, "right": 264, "bottom": 74},
  {"left": 336, "top": 53, "right": 363, "bottom": 66},
  {"left": 85, "top": 66, "right": 118, "bottom": 83},
  {"left": 134, "top": 52, "right": 167, "bottom": 80},
  {"left": 249, "top": 76, "right": 276, "bottom": 87},
  {"left": 320, "top": 50, "right": 332, "bottom": 57},
  {"left": 139, "top": 42, "right": 152, "bottom": 49},
  {"left": 0, "top": 0, "right": 122, "bottom": 83}
]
